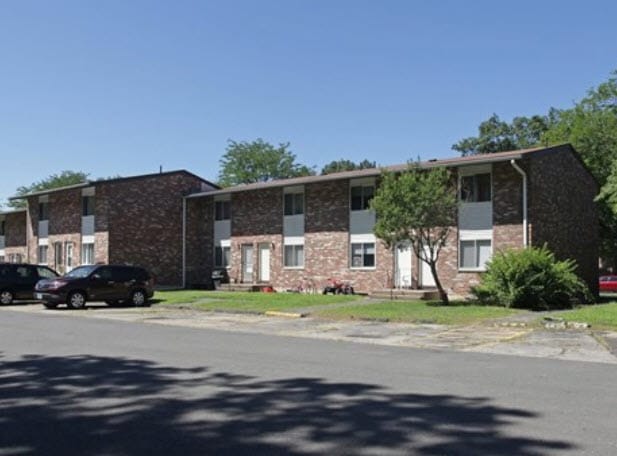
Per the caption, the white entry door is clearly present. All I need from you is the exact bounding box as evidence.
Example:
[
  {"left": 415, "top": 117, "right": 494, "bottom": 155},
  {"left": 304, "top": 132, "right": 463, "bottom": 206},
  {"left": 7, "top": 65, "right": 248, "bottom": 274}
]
[
  {"left": 65, "top": 242, "right": 74, "bottom": 273},
  {"left": 241, "top": 245, "right": 253, "bottom": 283},
  {"left": 258, "top": 243, "right": 270, "bottom": 282},
  {"left": 395, "top": 242, "right": 412, "bottom": 288},
  {"left": 420, "top": 245, "right": 436, "bottom": 288}
]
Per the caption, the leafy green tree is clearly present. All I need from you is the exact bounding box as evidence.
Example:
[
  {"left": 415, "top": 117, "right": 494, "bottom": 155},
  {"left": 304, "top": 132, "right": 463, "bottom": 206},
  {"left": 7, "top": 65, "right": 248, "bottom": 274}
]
[
  {"left": 371, "top": 165, "right": 457, "bottom": 304},
  {"left": 321, "top": 159, "right": 377, "bottom": 175},
  {"left": 9, "top": 171, "right": 89, "bottom": 209},
  {"left": 217, "top": 139, "right": 314, "bottom": 187},
  {"left": 452, "top": 113, "right": 554, "bottom": 156}
]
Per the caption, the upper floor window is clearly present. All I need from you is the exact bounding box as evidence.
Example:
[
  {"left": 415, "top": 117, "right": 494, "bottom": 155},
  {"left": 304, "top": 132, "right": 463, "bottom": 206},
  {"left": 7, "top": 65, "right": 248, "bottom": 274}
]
[
  {"left": 460, "top": 173, "right": 491, "bottom": 203},
  {"left": 82, "top": 196, "right": 95, "bottom": 216},
  {"left": 215, "top": 200, "right": 231, "bottom": 221},
  {"left": 0, "top": 220, "right": 5, "bottom": 236},
  {"left": 351, "top": 185, "right": 374, "bottom": 211},
  {"left": 39, "top": 202, "right": 49, "bottom": 221},
  {"left": 284, "top": 192, "right": 304, "bottom": 216}
]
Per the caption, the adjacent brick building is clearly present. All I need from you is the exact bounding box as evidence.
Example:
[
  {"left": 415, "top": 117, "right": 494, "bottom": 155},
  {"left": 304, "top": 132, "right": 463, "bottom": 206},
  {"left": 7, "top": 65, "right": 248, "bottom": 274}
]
[
  {"left": 0, "top": 209, "right": 28, "bottom": 263},
  {"left": 11, "top": 171, "right": 217, "bottom": 286},
  {"left": 185, "top": 144, "right": 599, "bottom": 296}
]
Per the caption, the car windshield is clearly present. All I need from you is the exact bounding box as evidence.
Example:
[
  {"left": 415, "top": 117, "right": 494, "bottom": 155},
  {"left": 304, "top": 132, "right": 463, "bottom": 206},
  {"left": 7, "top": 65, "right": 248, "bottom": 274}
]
[{"left": 65, "top": 266, "right": 97, "bottom": 278}]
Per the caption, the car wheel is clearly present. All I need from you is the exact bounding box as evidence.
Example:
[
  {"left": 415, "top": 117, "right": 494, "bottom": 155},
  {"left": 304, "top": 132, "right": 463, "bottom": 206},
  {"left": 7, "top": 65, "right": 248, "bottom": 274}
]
[
  {"left": 43, "top": 302, "right": 58, "bottom": 309},
  {"left": 0, "top": 290, "right": 14, "bottom": 305},
  {"left": 130, "top": 290, "right": 148, "bottom": 307},
  {"left": 67, "top": 291, "right": 86, "bottom": 310}
]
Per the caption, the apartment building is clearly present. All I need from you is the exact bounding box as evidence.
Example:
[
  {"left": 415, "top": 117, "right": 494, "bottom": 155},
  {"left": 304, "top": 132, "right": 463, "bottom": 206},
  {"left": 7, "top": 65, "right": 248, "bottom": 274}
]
[
  {"left": 11, "top": 171, "right": 217, "bottom": 286},
  {"left": 184, "top": 145, "right": 598, "bottom": 296},
  {"left": 0, "top": 209, "right": 27, "bottom": 263}
]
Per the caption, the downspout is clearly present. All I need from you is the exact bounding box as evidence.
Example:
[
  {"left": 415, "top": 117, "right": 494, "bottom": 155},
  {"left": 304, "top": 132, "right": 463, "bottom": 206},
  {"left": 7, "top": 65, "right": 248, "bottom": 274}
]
[
  {"left": 510, "top": 160, "right": 528, "bottom": 247},
  {"left": 182, "top": 196, "right": 187, "bottom": 289}
]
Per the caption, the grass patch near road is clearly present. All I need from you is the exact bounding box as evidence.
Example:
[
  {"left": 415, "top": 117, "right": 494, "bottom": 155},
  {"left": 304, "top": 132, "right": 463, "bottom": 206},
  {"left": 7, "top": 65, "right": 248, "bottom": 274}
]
[
  {"left": 156, "top": 290, "right": 360, "bottom": 313},
  {"left": 557, "top": 302, "right": 617, "bottom": 330},
  {"left": 314, "top": 300, "right": 522, "bottom": 325}
]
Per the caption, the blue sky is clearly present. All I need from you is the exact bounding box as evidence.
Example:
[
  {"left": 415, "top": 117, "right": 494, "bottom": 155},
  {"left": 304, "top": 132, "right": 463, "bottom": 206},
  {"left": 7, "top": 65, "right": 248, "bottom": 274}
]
[{"left": 1, "top": 0, "right": 616, "bottom": 205}]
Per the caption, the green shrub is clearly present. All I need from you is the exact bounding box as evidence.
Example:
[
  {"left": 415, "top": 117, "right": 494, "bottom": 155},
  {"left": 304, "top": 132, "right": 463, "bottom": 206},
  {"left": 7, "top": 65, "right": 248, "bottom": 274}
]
[{"left": 472, "top": 245, "right": 592, "bottom": 310}]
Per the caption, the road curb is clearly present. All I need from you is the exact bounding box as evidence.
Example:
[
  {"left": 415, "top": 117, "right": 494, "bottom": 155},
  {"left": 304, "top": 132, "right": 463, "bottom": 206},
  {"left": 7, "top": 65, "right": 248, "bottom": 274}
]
[{"left": 264, "top": 310, "right": 306, "bottom": 319}]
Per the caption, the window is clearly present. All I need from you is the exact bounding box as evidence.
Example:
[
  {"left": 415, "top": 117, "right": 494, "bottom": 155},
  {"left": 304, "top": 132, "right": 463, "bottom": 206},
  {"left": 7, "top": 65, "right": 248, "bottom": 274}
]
[
  {"left": 284, "top": 245, "right": 304, "bottom": 268},
  {"left": 460, "top": 173, "right": 491, "bottom": 202},
  {"left": 351, "top": 185, "right": 375, "bottom": 211},
  {"left": 37, "top": 266, "right": 57, "bottom": 279},
  {"left": 351, "top": 243, "right": 375, "bottom": 268},
  {"left": 15, "top": 265, "right": 34, "bottom": 279},
  {"left": 214, "top": 246, "right": 231, "bottom": 268},
  {"left": 37, "top": 245, "right": 48, "bottom": 264},
  {"left": 459, "top": 239, "right": 492, "bottom": 270},
  {"left": 0, "top": 220, "right": 5, "bottom": 236},
  {"left": 9, "top": 254, "right": 23, "bottom": 263},
  {"left": 82, "top": 196, "right": 95, "bottom": 216},
  {"left": 81, "top": 243, "right": 94, "bottom": 265},
  {"left": 284, "top": 193, "right": 304, "bottom": 216},
  {"left": 215, "top": 200, "right": 231, "bottom": 221},
  {"left": 39, "top": 202, "right": 49, "bottom": 221}
]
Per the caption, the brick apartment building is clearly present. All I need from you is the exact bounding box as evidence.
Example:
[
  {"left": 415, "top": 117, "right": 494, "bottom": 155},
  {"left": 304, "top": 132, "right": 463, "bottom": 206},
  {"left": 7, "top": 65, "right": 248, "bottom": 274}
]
[
  {"left": 9, "top": 171, "right": 217, "bottom": 286},
  {"left": 0, "top": 209, "right": 27, "bottom": 263},
  {"left": 184, "top": 144, "right": 599, "bottom": 296}
]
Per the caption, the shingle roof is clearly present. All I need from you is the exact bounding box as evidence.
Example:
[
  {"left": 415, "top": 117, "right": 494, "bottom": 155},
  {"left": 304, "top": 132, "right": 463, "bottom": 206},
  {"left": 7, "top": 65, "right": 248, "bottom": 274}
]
[
  {"left": 187, "top": 144, "right": 565, "bottom": 198},
  {"left": 9, "top": 170, "right": 218, "bottom": 200}
]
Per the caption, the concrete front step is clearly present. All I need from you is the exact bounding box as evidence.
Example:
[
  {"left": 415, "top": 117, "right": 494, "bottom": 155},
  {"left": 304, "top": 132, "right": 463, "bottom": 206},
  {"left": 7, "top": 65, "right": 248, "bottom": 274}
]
[
  {"left": 369, "top": 289, "right": 440, "bottom": 301},
  {"left": 216, "top": 283, "right": 273, "bottom": 292}
]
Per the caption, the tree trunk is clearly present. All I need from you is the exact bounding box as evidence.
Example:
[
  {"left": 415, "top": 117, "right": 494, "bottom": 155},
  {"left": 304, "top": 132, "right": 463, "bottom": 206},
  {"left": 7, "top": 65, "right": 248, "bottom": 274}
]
[{"left": 430, "top": 262, "right": 449, "bottom": 305}]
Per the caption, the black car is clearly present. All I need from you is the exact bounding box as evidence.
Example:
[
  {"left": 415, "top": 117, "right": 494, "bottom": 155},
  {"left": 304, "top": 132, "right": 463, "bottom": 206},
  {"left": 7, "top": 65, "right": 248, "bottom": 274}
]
[
  {"left": 0, "top": 263, "right": 59, "bottom": 305},
  {"left": 35, "top": 264, "right": 155, "bottom": 309}
]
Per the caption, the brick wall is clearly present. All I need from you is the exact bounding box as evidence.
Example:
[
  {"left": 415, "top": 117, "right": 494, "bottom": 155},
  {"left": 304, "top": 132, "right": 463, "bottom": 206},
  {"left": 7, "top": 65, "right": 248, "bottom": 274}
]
[
  {"left": 105, "top": 172, "right": 208, "bottom": 286},
  {"left": 4, "top": 211, "right": 26, "bottom": 248},
  {"left": 185, "top": 197, "right": 213, "bottom": 286},
  {"left": 528, "top": 146, "right": 599, "bottom": 296}
]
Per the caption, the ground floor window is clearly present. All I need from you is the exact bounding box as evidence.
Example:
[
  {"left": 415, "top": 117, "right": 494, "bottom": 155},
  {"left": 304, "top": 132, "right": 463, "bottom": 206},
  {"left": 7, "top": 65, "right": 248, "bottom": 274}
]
[
  {"left": 284, "top": 244, "right": 304, "bottom": 268},
  {"left": 214, "top": 245, "right": 231, "bottom": 268},
  {"left": 37, "top": 245, "right": 48, "bottom": 264},
  {"left": 8, "top": 254, "right": 22, "bottom": 263},
  {"left": 459, "top": 239, "right": 491, "bottom": 270},
  {"left": 351, "top": 243, "right": 375, "bottom": 268},
  {"left": 81, "top": 243, "right": 94, "bottom": 265}
]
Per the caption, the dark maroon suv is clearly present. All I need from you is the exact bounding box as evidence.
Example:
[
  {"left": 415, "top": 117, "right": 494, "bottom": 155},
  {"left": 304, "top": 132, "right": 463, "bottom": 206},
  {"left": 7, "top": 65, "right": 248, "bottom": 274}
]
[{"left": 35, "top": 264, "right": 155, "bottom": 309}]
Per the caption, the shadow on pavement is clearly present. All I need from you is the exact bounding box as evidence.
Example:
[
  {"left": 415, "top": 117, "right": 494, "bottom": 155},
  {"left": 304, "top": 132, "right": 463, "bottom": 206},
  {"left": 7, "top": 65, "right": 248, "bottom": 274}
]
[{"left": 0, "top": 353, "right": 575, "bottom": 455}]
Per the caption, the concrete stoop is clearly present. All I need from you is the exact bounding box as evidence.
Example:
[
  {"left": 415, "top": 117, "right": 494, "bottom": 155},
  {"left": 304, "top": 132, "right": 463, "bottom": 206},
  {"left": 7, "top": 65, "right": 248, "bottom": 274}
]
[{"left": 369, "top": 288, "right": 441, "bottom": 300}]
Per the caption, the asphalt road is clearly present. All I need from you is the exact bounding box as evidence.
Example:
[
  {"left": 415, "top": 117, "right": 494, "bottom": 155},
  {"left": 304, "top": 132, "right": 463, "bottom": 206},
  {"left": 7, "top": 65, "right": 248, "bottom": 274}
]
[{"left": 1, "top": 309, "right": 615, "bottom": 455}]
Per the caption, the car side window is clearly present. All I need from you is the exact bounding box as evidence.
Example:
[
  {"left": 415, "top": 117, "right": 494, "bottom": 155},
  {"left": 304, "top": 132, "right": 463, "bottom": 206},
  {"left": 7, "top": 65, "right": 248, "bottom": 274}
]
[
  {"left": 113, "top": 267, "right": 135, "bottom": 282},
  {"left": 0, "top": 265, "right": 14, "bottom": 279},
  {"left": 96, "top": 267, "right": 113, "bottom": 281},
  {"left": 15, "top": 266, "right": 34, "bottom": 279},
  {"left": 37, "top": 267, "right": 58, "bottom": 279}
]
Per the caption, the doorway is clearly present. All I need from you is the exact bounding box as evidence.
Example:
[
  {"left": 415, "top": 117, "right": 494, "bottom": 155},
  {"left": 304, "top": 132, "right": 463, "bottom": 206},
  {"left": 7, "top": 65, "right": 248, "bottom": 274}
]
[
  {"left": 258, "top": 243, "right": 270, "bottom": 282},
  {"left": 241, "top": 244, "right": 254, "bottom": 283},
  {"left": 394, "top": 242, "right": 412, "bottom": 288}
]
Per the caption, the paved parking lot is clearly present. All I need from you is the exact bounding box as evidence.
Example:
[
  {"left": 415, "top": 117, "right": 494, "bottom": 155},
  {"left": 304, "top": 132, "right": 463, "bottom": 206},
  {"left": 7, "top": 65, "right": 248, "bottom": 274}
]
[{"left": 3, "top": 302, "right": 616, "bottom": 364}]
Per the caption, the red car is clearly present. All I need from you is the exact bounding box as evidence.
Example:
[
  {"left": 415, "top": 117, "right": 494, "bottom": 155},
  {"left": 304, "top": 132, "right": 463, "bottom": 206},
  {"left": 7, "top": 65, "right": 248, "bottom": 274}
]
[{"left": 599, "top": 275, "right": 617, "bottom": 293}]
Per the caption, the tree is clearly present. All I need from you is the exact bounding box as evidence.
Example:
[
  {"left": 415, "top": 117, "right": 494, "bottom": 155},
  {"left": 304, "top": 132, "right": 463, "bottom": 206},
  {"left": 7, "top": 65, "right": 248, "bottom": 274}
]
[
  {"left": 9, "top": 171, "right": 89, "bottom": 209},
  {"left": 371, "top": 165, "right": 457, "bottom": 304},
  {"left": 321, "top": 159, "right": 377, "bottom": 175},
  {"left": 452, "top": 113, "right": 554, "bottom": 156},
  {"left": 217, "top": 139, "right": 314, "bottom": 187}
]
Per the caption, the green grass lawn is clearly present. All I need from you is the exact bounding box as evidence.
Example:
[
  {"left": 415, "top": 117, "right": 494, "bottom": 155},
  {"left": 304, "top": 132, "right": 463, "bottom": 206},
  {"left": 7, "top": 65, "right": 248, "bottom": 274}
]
[
  {"left": 314, "top": 300, "right": 522, "bottom": 325},
  {"left": 155, "top": 290, "right": 360, "bottom": 313},
  {"left": 557, "top": 302, "right": 617, "bottom": 330}
]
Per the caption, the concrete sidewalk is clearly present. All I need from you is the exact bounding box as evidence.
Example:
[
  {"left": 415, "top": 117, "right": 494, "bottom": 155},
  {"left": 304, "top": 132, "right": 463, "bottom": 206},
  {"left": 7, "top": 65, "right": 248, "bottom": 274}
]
[{"left": 4, "top": 302, "right": 617, "bottom": 364}]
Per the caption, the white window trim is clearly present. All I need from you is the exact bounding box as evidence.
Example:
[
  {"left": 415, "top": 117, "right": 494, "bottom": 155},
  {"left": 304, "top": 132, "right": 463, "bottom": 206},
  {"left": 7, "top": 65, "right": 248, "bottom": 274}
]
[
  {"left": 283, "top": 243, "right": 304, "bottom": 269},
  {"left": 349, "top": 241, "right": 377, "bottom": 270},
  {"left": 458, "top": 237, "right": 492, "bottom": 272}
]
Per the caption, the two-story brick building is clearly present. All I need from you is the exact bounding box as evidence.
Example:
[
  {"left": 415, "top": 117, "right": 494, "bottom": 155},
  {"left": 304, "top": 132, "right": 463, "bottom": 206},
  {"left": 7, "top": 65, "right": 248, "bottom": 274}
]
[
  {"left": 184, "top": 144, "right": 599, "bottom": 296},
  {"left": 0, "top": 209, "right": 28, "bottom": 263},
  {"left": 10, "top": 171, "right": 217, "bottom": 286}
]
